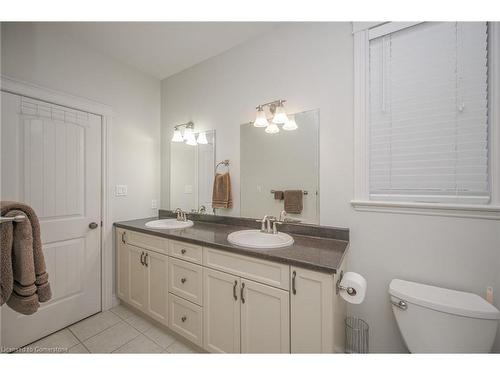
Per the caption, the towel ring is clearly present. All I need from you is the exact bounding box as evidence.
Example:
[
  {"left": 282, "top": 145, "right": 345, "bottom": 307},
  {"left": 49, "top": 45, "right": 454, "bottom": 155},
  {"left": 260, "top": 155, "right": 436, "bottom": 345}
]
[{"left": 216, "top": 159, "right": 230, "bottom": 172}]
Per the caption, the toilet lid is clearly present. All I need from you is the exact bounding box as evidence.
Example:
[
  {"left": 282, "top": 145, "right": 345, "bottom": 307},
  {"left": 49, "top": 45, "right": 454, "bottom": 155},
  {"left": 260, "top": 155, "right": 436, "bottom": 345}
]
[{"left": 389, "top": 279, "right": 500, "bottom": 320}]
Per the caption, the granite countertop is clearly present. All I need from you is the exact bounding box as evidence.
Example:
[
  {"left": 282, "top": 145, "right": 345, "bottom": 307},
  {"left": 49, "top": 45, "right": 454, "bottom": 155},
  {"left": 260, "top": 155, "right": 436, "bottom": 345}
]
[{"left": 114, "top": 216, "right": 349, "bottom": 274}]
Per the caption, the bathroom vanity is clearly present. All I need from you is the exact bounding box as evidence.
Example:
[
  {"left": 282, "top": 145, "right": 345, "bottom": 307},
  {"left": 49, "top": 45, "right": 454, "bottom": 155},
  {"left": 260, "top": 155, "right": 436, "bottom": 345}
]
[{"left": 114, "top": 211, "right": 349, "bottom": 353}]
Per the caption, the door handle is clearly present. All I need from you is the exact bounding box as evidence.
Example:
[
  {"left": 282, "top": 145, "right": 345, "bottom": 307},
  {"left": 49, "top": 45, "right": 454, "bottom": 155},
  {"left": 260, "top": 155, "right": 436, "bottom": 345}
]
[
  {"left": 292, "top": 270, "right": 297, "bottom": 295},
  {"left": 140, "top": 252, "right": 145, "bottom": 265},
  {"left": 89, "top": 222, "right": 98, "bottom": 229},
  {"left": 144, "top": 253, "right": 149, "bottom": 267},
  {"left": 121, "top": 232, "right": 127, "bottom": 244},
  {"left": 181, "top": 316, "right": 187, "bottom": 323},
  {"left": 181, "top": 278, "right": 187, "bottom": 284},
  {"left": 241, "top": 282, "right": 245, "bottom": 304},
  {"left": 233, "top": 280, "right": 238, "bottom": 301},
  {"left": 181, "top": 249, "right": 187, "bottom": 255}
]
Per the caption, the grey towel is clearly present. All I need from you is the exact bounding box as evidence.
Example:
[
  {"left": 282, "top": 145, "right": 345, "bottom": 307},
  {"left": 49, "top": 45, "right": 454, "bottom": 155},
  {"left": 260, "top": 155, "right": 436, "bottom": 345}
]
[
  {"left": 1, "top": 201, "right": 51, "bottom": 315},
  {"left": 284, "top": 190, "right": 303, "bottom": 214}
]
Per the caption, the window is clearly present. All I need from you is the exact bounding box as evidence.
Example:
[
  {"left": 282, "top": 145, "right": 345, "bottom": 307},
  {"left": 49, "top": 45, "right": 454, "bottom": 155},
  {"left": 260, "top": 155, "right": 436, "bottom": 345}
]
[{"left": 367, "top": 22, "right": 490, "bottom": 204}]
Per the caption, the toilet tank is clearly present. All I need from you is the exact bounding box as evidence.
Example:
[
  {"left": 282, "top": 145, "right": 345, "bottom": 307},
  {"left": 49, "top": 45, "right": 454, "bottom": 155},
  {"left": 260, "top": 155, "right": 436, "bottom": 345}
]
[{"left": 389, "top": 279, "right": 500, "bottom": 353}]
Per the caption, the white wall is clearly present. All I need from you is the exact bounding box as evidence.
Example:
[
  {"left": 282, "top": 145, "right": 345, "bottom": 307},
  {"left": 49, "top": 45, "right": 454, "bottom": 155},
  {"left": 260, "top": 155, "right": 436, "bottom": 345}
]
[
  {"left": 161, "top": 22, "right": 500, "bottom": 352},
  {"left": 1, "top": 22, "right": 162, "bottom": 294}
]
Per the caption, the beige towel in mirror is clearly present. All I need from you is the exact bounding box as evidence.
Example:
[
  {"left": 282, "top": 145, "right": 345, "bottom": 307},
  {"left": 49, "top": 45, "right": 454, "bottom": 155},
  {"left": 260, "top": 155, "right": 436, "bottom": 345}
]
[{"left": 212, "top": 173, "right": 233, "bottom": 209}]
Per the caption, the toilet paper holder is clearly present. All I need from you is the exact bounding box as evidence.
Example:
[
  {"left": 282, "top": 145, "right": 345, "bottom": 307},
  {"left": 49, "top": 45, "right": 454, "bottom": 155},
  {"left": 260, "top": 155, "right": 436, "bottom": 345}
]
[{"left": 336, "top": 271, "right": 357, "bottom": 296}]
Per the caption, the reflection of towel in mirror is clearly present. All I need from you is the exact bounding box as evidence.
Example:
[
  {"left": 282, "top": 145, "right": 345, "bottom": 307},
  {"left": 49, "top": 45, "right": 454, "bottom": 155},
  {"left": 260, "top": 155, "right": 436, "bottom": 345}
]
[
  {"left": 212, "top": 173, "right": 233, "bottom": 209},
  {"left": 0, "top": 201, "right": 52, "bottom": 315},
  {"left": 284, "top": 190, "right": 303, "bottom": 214}
]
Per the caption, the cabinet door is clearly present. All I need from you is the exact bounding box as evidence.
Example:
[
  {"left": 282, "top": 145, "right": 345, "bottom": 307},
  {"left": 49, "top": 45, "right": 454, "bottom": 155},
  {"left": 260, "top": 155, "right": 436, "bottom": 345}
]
[
  {"left": 128, "top": 245, "right": 147, "bottom": 311},
  {"left": 116, "top": 229, "right": 129, "bottom": 302},
  {"left": 240, "top": 279, "right": 290, "bottom": 353},
  {"left": 203, "top": 268, "right": 240, "bottom": 353},
  {"left": 290, "top": 267, "right": 334, "bottom": 353},
  {"left": 145, "top": 251, "right": 169, "bottom": 325}
]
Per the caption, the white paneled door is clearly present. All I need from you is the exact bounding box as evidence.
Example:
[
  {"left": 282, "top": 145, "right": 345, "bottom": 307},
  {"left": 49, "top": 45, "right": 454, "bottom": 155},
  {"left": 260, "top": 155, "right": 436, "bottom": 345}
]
[{"left": 1, "top": 91, "right": 102, "bottom": 349}]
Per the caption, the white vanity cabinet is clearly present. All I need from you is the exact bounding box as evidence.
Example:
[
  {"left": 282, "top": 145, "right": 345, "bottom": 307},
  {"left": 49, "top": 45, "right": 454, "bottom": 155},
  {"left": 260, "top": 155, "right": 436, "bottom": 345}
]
[
  {"left": 115, "top": 227, "right": 346, "bottom": 353},
  {"left": 202, "top": 248, "right": 290, "bottom": 353},
  {"left": 203, "top": 268, "right": 241, "bottom": 353},
  {"left": 290, "top": 266, "right": 346, "bottom": 353},
  {"left": 202, "top": 268, "right": 289, "bottom": 354},
  {"left": 116, "top": 228, "right": 169, "bottom": 326}
]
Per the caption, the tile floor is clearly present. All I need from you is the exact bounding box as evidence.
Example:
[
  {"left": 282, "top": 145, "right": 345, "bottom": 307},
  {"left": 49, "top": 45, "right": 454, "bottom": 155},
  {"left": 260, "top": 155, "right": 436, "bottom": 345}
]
[{"left": 16, "top": 304, "right": 203, "bottom": 354}]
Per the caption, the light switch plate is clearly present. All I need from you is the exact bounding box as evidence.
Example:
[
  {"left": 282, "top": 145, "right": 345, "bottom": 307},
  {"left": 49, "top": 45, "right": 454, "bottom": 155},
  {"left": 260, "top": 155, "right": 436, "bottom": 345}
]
[
  {"left": 115, "top": 185, "right": 128, "bottom": 197},
  {"left": 184, "top": 185, "right": 193, "bottom": 194}
]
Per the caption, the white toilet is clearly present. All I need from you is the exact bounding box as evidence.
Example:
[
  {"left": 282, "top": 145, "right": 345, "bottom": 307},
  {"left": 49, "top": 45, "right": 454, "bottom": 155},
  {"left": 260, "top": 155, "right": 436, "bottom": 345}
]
[{"left": 389, "top": 279, "right": 500, "bottom": 353}]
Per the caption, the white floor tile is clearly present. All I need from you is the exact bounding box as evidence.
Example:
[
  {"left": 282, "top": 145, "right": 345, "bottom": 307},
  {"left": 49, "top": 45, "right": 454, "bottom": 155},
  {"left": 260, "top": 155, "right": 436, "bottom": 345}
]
[
  {"left": 125, "top": 313, "right": 155, "bottom": 333},
  {"left": 113, "top": 334, "right": 165, "bottom": 353},
  {"left": 69, "top": 311, "right": 121, "bottom": 341},
  {"left": 20, "top": 329, "right": 79, "bottom": 353},
  {"left": 68, "top": 343, "right": 90, "bottom": 353},
  {"left": 110, "top": 304, "right": 136, "bottom": 320},
  {"left": 166, "top": 340, "right": 198, "bottom": 353},
  {"left": 83, "top": 322, "right": 139, "bottom": 353},
  {"left": 143, "top": 326, "right": 176, "bottom": 349}
]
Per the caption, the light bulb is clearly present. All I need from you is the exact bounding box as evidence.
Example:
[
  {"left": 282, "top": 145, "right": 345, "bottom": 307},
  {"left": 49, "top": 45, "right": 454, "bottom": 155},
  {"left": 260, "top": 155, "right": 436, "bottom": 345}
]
[
  {"left": 272, "top": 105, "right": 289, "bottom": 124},
  {"left": 282, "top": 117, "right": 298, "bottom": 131},
  {"left": 185, "top": 132, "right": 197, "bottom": 146},
  {"left": 265, "top": 123, "right": 280, "bottom": 134},
  {"left": 172, "top": 129, "right": 184, "bottom": 142},
  {"left": 254, "top": 107, "right": 269, "bottom": 127},
  {"left": 197, "top": 132, "right": 208, "bottom": 144},
  {"left": 183, "top": 126, "right": 193, "bottom": 141}
]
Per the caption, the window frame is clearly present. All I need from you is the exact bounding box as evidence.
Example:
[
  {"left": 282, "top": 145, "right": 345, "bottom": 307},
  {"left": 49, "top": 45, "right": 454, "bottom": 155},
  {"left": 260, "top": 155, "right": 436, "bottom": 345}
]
[{"left": 351, "top": 22, "right": 500, "bottom": 219}]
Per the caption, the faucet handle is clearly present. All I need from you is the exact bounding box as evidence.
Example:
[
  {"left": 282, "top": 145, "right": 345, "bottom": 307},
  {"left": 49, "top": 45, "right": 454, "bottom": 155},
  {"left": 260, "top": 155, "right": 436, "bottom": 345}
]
[
  {"left": 256, "top": 218, "right": 266, "bottom": 232},
  {"left": 272, "top": 220, "right": 283, "bottom": 234}
]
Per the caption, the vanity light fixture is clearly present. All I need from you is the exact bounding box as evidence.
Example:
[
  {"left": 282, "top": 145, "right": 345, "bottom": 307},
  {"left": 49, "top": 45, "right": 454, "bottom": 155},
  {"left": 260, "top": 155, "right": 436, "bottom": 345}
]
[
  {"left": 197, "top": 131, "right": 208, "bottom": 145},
  {"left": 171, "top": 121, "right": 198, "bottom": 145},
  {"left": 252, "top": 99, "right": 296, "bottom": 134}
]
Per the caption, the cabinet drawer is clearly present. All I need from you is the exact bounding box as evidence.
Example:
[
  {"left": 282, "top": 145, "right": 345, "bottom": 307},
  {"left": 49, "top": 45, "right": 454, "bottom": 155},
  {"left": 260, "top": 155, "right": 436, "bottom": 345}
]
[
  {"left": 170, "top": 240, "right": 203, "bottom": 264},
  {"left": 203, "top": 248, "right": 290, "bottom": 290},
  {"left": 124, "top": 229, "right": 168, "bottom": 255},
  {"left": 169, "top": 257, "right": 203, "bottom": 306},
  {"left": 168, "top": 294, "right": 203, "bottom": 347}
]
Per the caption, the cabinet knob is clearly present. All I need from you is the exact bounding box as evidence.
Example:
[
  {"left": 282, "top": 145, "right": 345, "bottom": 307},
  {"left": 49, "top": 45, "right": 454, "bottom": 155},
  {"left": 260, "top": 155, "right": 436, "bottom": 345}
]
[
  {"left": 181, "top": 316, "right": 187, "bottom": 322},
  {"left": 181, "top": 249, "right": 187, "bottom": 255},
  {"left": 181, "top": 277, "right": 187, "bottom": 284},
  {"left": 89, "top": 222, "right": 98, "bottom": 229}
]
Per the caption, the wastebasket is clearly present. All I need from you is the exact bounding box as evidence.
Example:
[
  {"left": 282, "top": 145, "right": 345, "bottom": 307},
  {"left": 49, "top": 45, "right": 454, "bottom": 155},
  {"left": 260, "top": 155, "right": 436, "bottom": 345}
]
[{"left": 345, "top": 316, "right": 369, "bottom": 353}]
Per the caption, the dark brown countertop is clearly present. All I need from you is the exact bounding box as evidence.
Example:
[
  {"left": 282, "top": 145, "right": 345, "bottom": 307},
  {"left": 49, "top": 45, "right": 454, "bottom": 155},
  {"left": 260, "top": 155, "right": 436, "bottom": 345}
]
[{"left": 114, "top": 217, "right": 349, "bottom": 274}]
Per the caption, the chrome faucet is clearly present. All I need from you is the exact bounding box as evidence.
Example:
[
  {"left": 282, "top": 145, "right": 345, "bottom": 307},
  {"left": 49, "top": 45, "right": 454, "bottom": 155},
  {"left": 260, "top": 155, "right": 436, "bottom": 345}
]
[
  {"left": 256, "top": 215, "right": 282, "bottom": 234},
  {"left": 198, "top": 205, "right": 207, "bottom": 214},
  {"left": 174, "top": 208, "right": 187, "bottom": 222}
]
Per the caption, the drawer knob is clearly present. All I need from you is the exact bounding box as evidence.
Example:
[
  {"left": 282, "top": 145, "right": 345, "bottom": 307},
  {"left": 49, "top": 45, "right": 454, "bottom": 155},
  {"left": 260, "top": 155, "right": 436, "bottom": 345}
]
[
  {"left": 181, "top": 316, "right": 187, "bottom": 322},
  {"left": 181, "top": 277, "right": 187, "bottom": 284},
  {"left": 181, "top": 249, "right": 187, "bottom": 254}
]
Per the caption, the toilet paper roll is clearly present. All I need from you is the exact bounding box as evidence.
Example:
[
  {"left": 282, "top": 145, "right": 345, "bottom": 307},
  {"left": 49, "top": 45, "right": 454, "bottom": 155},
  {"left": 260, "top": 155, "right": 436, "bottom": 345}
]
[{"left": 339, "top": 272, "right": 367, "bottom": 304}]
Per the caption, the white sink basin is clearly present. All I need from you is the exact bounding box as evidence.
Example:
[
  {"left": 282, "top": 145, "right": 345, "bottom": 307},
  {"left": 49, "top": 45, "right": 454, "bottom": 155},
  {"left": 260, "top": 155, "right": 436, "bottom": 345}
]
[
  {"left": 227, "top": 229, "right": 294, "bottom": 249},
  {"left": 145, "top": 219, "right": 194, "bottom": 229}
]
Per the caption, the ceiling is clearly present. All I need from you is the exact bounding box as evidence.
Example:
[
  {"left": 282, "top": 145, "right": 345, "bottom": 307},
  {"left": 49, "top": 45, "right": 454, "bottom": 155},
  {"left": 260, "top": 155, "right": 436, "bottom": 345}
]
[{"left": 42, "top": 22, "right": 279, "bottom": 79}]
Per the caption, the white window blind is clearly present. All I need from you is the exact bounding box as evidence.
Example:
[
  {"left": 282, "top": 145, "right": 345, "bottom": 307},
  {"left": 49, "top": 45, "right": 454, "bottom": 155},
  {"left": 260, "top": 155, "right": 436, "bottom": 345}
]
[{"left": 369, "top": 22, "right": 489, "bottom": 204}]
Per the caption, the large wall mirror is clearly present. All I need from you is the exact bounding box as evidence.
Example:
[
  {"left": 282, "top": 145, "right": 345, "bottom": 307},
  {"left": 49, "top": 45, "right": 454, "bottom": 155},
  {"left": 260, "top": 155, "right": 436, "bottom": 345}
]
[
  {"left": 240, "top": 109, "right": 319, "bottom": 224},
  {"left": 170, "top": 130, "right": 215, "bottom": 213}
]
